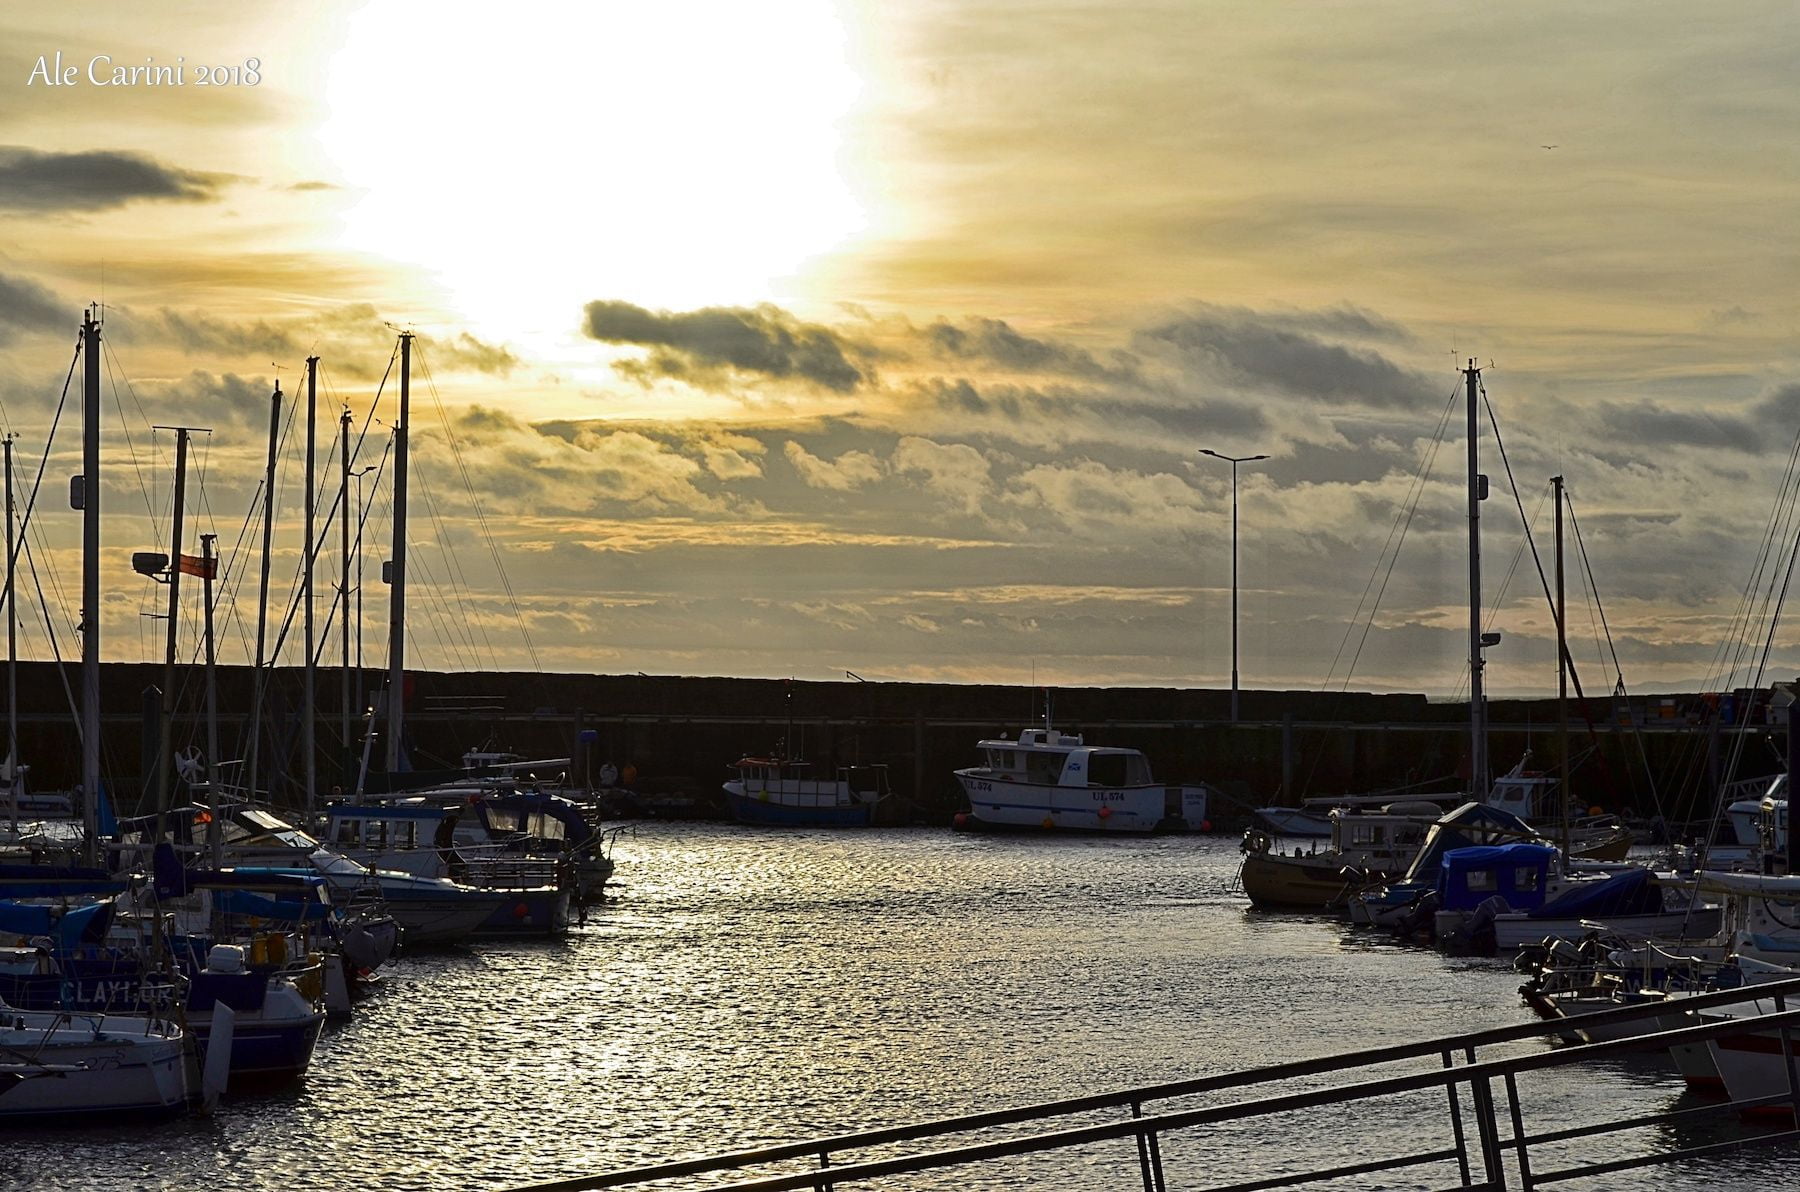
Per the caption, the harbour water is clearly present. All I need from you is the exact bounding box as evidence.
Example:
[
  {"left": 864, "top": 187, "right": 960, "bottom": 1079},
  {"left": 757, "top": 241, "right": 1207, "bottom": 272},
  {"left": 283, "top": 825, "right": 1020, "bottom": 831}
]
[{"left": 17, "top": 826, "right": 1788, "bottom": 1190}]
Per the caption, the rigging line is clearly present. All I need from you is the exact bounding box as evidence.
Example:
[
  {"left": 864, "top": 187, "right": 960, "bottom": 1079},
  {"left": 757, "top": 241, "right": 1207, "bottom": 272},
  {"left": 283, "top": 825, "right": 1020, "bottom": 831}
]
[
  {"left": 98, "top": 341, "right": 162, "bottom": 531},
  {"left": 4, "top": 341, "right": 80, "bottom": 620},
  {"left": 413, "top": 344, "right": 542, "bottom": 671},
  {"left": 1327, "top": 381, "right": 1462, "bottom": 690},
  {"left": 1714, "top": 504, "right": 1800, "bottom": 807},
  {"left": 408, "top": 447, "right": 494, "bottom": 668},
  {"left": 267, "top": 436, "right": 393, "bottom": 669},
  {"left": 1709, "top": 424, "right": 1800, "bottom": 695},
  {"left": 1338, "top": 387, "right": 1460, "bottom": 689},
  {"left": 1296, "top": 379, "right": 1461, "bottom": 799},
  {"left": 18, "top": 534, "right": 80, "bottom": 741}
]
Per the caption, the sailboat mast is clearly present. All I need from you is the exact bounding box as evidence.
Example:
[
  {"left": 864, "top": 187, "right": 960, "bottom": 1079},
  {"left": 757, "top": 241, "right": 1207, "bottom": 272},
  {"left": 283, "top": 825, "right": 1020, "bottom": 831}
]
[
  {"left": 1554, "top": 474, "right": 1569, "bottom": 855},
  {"left": 303, "top": 356, "right": 318, "bottom": 815},
  {"left": 155, "top": 427, "right": 190, "bottom": 821},
  {"left": 79, "top": 310, "right": 100, "bottom": 861},
  {"left": 4, "top": 434, "right": 15, "bottom": 830},
  {"left": 247, "top": 382, "right": 281, "bottom": 802},
  {"left": 201, "top": 532, "right": 220, "bottom": 867},
  {"left": 339, "top": 406, "right": 352, "bottom": 790},
  {"left": 385, "top": 333, "right": 411, "bottom": 774},
  {"left": 1464, "top": 360, "right": 1488, "bottom": 799}
]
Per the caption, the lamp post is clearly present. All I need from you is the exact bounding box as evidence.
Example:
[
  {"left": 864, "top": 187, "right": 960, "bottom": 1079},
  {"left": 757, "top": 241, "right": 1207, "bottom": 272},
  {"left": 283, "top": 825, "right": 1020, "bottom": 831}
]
[{"left": 1199, "top": 448, "right": 1268, "bottom": 722}]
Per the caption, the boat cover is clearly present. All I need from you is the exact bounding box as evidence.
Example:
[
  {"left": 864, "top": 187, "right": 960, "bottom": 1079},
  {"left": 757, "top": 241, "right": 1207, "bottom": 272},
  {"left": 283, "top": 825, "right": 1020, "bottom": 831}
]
[
  {"left": 1436, "top": 843, "right": 1557, "bottom": 911},
  {"left": 1528, "top": 867, "right": 1662, "bottom": 919},
  {"left": 0, "top": 899, "right": 113, "bottom": 951},
  {"left": 1401, "top": 804, "right": 1541, "bottom": 882}
]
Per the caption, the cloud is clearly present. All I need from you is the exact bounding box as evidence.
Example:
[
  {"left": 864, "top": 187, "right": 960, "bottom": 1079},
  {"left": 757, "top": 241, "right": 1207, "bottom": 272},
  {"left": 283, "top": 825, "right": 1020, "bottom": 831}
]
[
  {"left": 0, "top": 272, "right": 66, "bottom": 341},
  {"left": 1138, "top": 306, "right": 1439, "bottom": 408},
  {"left": 583, "top": 299, "right": 871, "bottom": 392},
  {"left": 891, "top": 435, "right": 995, "bottom": 517},
  {"left": 0, "top": 146, "right": 227, "bottom": 211},
  {"left": 783, "top": 441, "right": 884, "bottom": 490},
  {"left": 925, "top": 315, "right": 1130, "bottom": 380}
]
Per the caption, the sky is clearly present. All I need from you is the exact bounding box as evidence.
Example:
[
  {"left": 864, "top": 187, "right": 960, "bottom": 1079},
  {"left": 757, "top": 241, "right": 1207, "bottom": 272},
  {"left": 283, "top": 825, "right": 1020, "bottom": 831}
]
[{"left": 2, "top": 0, "right": 1799, "bottom": 697}]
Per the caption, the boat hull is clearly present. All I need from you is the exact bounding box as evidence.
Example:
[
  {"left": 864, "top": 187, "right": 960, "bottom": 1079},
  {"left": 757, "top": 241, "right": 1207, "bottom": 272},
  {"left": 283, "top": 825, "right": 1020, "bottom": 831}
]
[
  {"left": 0, "top": 1017, "right": 187, "bottom": 1122},
  {"left": 1239, "top": 850, "right": 1384, "bottom": 910},
  {"left": 475, "top": 886, "right": 571, "bottom": 936},
  {"left": 953, "top": 772, "right": 1172, "bottom": 833},
  {"left": 723, "top": 789, "right": 874, "bottom": 827}
]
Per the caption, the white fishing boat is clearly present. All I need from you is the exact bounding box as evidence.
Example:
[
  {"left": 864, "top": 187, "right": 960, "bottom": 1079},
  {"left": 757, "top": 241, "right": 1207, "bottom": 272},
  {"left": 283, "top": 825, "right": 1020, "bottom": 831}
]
[
  {"left": 953, "top": 727, "right": 1209, "bottom": 833},
  {"left": 723, "top": 758, "right": 892, "bottom": 827},
  {"left": 0, "top": 1001, "right": 188, "bottom": 1121}
]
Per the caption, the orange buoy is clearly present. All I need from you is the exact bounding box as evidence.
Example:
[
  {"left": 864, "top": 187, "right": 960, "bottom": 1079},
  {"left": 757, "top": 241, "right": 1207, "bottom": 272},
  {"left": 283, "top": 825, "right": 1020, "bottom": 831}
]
[
  {"left": 1200, "top": 819, "right": 1212, "bottom": 832},
  {"left": 1041, "top": 816, "right": 1055, "bottom": 829},
  {"left": 1097, "top": 805, "right": 1113, "bottom": 819}
]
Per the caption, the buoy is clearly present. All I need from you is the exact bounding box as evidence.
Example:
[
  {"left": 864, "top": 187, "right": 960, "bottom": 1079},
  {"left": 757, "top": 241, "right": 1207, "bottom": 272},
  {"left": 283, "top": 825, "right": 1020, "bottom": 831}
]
[
  {"left": 952, "top": 812, "right": 969, "bottom": 828},
  {"left": 1041, "top": 816, "right": 1055, "bottom": 829},
  {"left": 513, "top": 902, "right": 529, "bottom": 919},
  {"left": 1588, "top": 805, "right": 1603, "bottom": 817},
  {"left": 1097, "top": 805, "right": 1112, "bottom": 819},
  {"left": 1200, "top": 819, "right": 1212, "bottom": 833}
]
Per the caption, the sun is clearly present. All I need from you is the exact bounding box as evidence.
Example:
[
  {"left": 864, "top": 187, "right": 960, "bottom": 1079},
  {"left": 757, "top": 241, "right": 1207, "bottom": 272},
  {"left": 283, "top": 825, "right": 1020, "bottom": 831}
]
[{"left": 320, "top": 1, "right": 865, "bottom": 343}]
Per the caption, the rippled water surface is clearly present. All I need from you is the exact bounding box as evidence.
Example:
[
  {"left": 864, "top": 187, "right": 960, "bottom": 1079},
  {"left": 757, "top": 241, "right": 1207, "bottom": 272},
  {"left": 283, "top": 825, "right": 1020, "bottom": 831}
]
[{"left": 15, "top": 826, "right": 1792, "bottom": 1190}]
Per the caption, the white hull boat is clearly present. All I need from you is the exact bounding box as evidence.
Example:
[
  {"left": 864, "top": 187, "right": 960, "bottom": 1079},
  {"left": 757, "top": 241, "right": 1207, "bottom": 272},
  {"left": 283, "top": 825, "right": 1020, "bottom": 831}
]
[
  {"left": 0, "top": 1005, "right": 188, "bottom": 1121},
  {"left": 955, "top": 728, "right": 1208, "bottom": 833}
]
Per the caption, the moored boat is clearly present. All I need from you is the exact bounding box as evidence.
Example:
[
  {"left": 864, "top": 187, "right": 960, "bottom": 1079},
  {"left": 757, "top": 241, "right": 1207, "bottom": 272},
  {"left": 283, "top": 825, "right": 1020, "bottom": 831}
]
[
  {"left": 953, "top": 728, "right": 1209, "bottom": 834},
  {"left": 722, "top": 758, "right": 892, "bottom": 827}
]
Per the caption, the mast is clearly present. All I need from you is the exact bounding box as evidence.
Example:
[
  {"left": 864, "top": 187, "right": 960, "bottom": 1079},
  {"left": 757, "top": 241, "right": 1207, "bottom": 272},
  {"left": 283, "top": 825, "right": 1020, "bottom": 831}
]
[
  {"left": 385, "top": 333, "right": 411, "bottom": 774},
  {"left": 303, "top": 356, "right": 318, "bottom": 815},
  {"left": 1464, "top": 360, "right": 1489, "bottom": 799},
  {"left": 79, "top": 310, "right": 100, "bottom": 861},
  {"left": 155, "top": 428, "right": 190, "bottom": 822},
  {"left": 1554, "top": 475, "right": 1569, "bottom": 856},
  {"left": 4, "top": 434, "right": 15, "bottom": 832},
  {"left": 339, "top": 405, "right": 352, "bottom": 791},
  {"left": 201, "top": 532, "right": 221, "bottom": 867},
  {"left": 247, "top": 381, "right": 281, "bottom": 801}
]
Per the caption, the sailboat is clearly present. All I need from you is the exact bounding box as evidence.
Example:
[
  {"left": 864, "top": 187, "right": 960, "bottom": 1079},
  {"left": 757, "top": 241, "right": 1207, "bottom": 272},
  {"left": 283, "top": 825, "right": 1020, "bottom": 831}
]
[{"left": 1246, "top": 364, "right": 1631, "bottom": 857}]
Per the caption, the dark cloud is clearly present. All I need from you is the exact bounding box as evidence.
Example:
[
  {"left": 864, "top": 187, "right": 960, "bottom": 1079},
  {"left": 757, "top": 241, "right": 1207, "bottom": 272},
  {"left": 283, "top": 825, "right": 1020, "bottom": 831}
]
[
  {"left": 0, "top": 146, "right": 227, "bottom": 211},
  {"left": 0, "top": 272, "right": 66, "bottom": 342},
  {"left": 437, "top": 331, "right": 518, "bottom": 376},
  {"left": 925, "top": 316, "right": 1134, "bottom": 380},
  {"left": 582, "top": 299, "right": 871, "bottom": 392},
  {"left": 1138, "top": 308, "right": 1439, "bottom": 408},
  {"left": 915, "top": 376, "right": 1268, "bottom": 448},
  {"left": 1591, "top": 400, "right": 1764, "bottom": 454}
]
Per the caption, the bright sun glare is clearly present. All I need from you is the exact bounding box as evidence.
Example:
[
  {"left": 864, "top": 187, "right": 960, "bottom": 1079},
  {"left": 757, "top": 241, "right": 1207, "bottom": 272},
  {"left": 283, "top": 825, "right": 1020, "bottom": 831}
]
[{"left": 321, "top": 1, "right": 865, "bottom": 344}]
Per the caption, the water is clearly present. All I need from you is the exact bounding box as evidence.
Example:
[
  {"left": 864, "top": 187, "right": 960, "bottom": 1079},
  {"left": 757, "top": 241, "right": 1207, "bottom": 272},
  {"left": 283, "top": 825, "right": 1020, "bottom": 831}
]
[{"left": 12, "top": 827, "right": 1791, "bottom": 1190}]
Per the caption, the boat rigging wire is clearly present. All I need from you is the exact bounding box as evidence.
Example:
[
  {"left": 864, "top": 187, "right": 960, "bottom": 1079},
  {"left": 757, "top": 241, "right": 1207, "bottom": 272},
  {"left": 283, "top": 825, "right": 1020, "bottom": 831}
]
[{"left": 413, "top": 343, "right": 543, "bottom": 672}]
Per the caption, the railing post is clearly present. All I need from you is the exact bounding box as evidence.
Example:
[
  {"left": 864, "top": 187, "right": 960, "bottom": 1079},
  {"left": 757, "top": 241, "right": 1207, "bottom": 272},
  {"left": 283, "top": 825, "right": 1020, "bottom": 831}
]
[
  {"left": 1470, "top": 1074, "right": 1509, "bottom": 1190},
  {"left": 1503, "top": 1072, "right": 1533, "bottom": 1191},
  {"left": 816, "top": 1149, "right": 833, "bottom": 1192},
  {"left": 1778, "top": 994, "right": 1800, "bottom": 1126},
  {"left": 1130, "top": 1099, "right": 1166, "bottom": 1192},
  {"left": 1443, "top": 1049, "right": 1472, "bottom": 1187}
]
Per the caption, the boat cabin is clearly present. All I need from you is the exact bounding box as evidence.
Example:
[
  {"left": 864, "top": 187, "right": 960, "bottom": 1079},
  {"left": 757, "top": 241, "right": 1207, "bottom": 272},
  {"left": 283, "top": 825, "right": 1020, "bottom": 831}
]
[
  {"left": 973, "top": 730, "right": 1154, "bottom": 789},
  {"left": 1436, "top": 843, "right": 1557, "bottom": 913}
]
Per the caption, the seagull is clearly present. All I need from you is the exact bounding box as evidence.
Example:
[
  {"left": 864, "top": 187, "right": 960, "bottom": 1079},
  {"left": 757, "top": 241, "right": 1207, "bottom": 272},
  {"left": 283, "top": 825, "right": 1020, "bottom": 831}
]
[{"left": 1541, "top": 144, "right": 1558, "bottom": 150}]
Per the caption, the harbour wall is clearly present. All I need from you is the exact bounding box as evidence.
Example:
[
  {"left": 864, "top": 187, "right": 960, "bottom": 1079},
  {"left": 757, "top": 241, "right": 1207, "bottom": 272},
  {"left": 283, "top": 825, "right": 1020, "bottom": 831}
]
[{"left": 3, "top": 663, "right": 1762, "bottom": 827}]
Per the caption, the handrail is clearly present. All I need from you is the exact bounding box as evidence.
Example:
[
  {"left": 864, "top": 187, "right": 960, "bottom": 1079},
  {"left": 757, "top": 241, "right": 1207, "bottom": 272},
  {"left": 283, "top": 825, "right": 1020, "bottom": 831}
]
[{"left": 510, "top": 976, "right": 1800, "bottom": 1192}]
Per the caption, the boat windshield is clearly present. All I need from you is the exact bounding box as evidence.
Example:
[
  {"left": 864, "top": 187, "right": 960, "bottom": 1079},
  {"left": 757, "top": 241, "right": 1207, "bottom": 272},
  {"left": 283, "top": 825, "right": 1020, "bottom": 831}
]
[{"left": 1088, "top": 752, "right": 1151, "bottom": 786}]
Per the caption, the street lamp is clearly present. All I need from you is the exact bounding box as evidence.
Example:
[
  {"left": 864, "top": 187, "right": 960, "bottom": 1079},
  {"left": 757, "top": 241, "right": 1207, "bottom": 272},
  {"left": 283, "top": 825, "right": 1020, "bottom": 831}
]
[{"left": 1199, "top": 448, "right": 1268, "bottom": 722}]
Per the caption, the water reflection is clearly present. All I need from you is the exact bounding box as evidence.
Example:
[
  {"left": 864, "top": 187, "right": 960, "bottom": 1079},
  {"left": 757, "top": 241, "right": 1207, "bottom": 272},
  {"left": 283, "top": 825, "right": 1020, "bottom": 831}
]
[{"left": 11, "top": 825, "right": 1793, "bottom": 1190}]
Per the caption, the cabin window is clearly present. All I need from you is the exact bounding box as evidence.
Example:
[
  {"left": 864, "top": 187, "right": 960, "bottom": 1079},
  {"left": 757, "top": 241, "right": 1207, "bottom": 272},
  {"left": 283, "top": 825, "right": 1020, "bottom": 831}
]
[
  {"left": 1466, "top": 870, "right": 1496, "bottom": 892},
  {"left": 1125, "top": 756, "right": 1152, "bottom": 785},
  {"left": 1088, "top": 754, "right": 1128, "bottom": 787},
  {"left": 395, "top": 822, "right": 416, "bottom": 848},
  {"left": 1026, "top": 752, "right": 1063, "bottom": 784},
  {"left": 1513, "top": 867, "right": 1540, "bottom": 891},
  {"left": 1348, "top": 824, "right": 1380, "bottom": 846},
  {"left": 370, "top": 820, "right": 387, "bottom": 848},
  {"left": 336, "top": 820, "right": 359, "bottom": 845}
]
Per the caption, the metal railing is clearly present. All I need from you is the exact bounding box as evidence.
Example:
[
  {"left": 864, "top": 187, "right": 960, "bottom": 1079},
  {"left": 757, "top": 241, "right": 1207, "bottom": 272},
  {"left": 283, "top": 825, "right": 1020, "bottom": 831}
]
[{"left": 509, "top": 976, "right": 1800, "bottom": 1192}]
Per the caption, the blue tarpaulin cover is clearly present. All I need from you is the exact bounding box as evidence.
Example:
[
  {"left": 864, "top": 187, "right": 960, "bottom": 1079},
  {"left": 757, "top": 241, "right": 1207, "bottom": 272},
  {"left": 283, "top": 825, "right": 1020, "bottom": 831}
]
[
  {"left": 1436, "top": 843, "right": 1558, "bottom": 911},
  {"left": 1529, "top": 866, "right": 1663, "bottom": 919}
]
